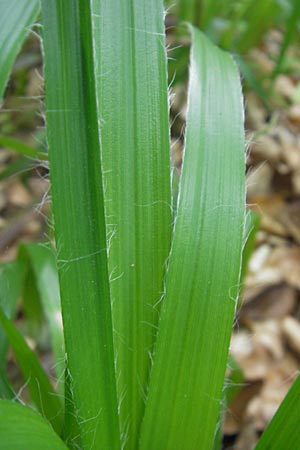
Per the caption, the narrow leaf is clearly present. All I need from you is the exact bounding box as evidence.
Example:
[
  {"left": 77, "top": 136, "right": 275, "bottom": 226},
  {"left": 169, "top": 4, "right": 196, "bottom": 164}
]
[
  {"left": 255, "top": 376, "right": 300, "bottom": 450},
  {"left": 0, "top": 372, "right": 14, "bottom": 400},
  {"left": 235, "top": 55, "right": 270, "bottom": 109},
  {"left": 21, "top": 263, "right": 44, "bottom": 339},
  {"left": 0, "top": 137, "right": 48, "bottom": 161},
  {"left": 0, "top": 307, "right": 63, "bottom": 434},
  {"left": 0, "top": 400, "right": 68, "bottom": 450},
  {"left": 41, "top": 1, "right": 120, "bottom": 448},
  {"left": 241, "top": 210, "right": 260, "bottom": 284},
  {"left": 0, "top": 260, "right": 27, "bottom": 367},
  {"left": 0, "top": 0, "right": 40, "bottom": 101},
  {"left": 19, "top": 243, "right": 64, "bottom": 384},
  {"left": 140, "top": 28, "right": 245, "bottom": 450},
  {"left": 272, "top": 0, "right": 300, "bottom": 78},
  {"left": 92, "top": 1, "right": 172, "bottom": 447}
]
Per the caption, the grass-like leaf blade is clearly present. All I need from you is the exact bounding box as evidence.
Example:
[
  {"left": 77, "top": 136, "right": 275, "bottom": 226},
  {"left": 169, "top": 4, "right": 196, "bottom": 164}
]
[
  {"left": 236, "top": 0, "right": 280, "bottom": 54},
  {"left": 140, "top": 28, "right": 245, "bottom": 450},
  {"left": 0, "top": 307, "right": 63, "bottom": 433},
  {"left": 92, "top": 1, "right": 171, "bottom": 447},
  {"left": 0, "top": 0, "right": 40, "bottom": 101},
  {"left": 0, "top": 372, "right": 14, "bottom": 400},
  {"left": 0, "top": 261, "right": 27, "bottom": 367},
  {"left": 19, "top": 243, "right": 64, "bottom": 385},
  {"left": 272, "top": 0, "right": 300, "bottom": 78},
  {"left": 0, "top": 400, "right": 68, "bottom": 450},
  {"left": 41, "top": 1, "right": 120, "bottom": 448},
  {"left": 0, "top": 137, "right": 48, "bottom": 161}
]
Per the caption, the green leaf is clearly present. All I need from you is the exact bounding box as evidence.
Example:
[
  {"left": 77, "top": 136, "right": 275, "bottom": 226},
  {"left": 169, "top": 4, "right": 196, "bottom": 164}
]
[
  {"left": 41, "top": 1, "right": 120, "bottom": 448},
  {"left": 236, "top": 0, "right": 281, "bottom": 54},
  {"left": 199, "top": 0, "right": 225, "bottom": 27},
  {"left": 0, "top": 307, "right": 63, "bottom": 434},
  {"left": 0, "top": 261, "right": 27, "bottom": 400},
  {"left": 178, "top": 0, "right": 201, "bottom": 26},
  {"left": 255, "top": 376, "right": 300, "bottom": 450},
  {"left": 241, "top": 210, "right": 260, "bottom": 284},
  {"left": 272, "top": 0, "right": 300, "bottom": 78},
  {"left": 0, "top": 0, "right": 40, "bottom": 101},
  {"left": 62, "top": 368, "right": 81, "bottom": 450},
  {"left": 0, "top": 137, "right": 48, "bottom": 161},
  {"left": 21, "top": 262, "right": 44, "bottom": 340},
  {"left": 0, "top": 400, "right": 68, "bottom": 450},
  {"left": 19, "top": 243, "right": 65, "bottom": 385},
  {"left": 140, "top": 28, "right": 245, "bottom": 450},
  {"left": 91, "top": 1, "right": 172, "bottom": 447},
  {"left": 0, "top": 261, "right": 27, "bottom": 367},
  {"left": 0, "top": 373, "right": 14, "bottom": 400},
  {"left": 235, "top": 56, "right": 271, "bottom": 110}
]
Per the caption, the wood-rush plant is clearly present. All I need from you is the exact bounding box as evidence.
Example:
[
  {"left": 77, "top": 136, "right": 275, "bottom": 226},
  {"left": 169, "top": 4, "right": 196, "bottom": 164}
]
[{"left": 0, "top": 1, "right": 300, "bottom": 450}]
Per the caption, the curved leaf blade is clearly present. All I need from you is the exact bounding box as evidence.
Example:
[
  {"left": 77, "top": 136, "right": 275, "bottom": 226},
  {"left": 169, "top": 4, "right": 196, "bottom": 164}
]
[
  {"left": 140, "top": 28, "right": 245, "bottom": 450},
  {"left": 0, "top": 0, "right": 40, "bottom": 101},
  {"left": 0, "top": 307, "right": 63, "bottom": 434},
  {"left": 0, "top": 400, "right": 68, "bottom": 450}
]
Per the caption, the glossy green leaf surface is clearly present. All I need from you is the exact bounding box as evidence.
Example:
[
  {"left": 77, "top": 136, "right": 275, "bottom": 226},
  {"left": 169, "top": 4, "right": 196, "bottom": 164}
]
[
  {"left": 42, "top": 1, "right": 120, "bottom": 448},
  {"left": 140, "top": 28, "right": 245, "bottom": 450},
  {"left": 0, "top": 0, "right": 40, "bottom": 101},
  {"left": 255, "top": 376, "right": 300, "bottom": 450},
  {"left": 0, "top": 401, "right": 68, "bottom": 450},
  {"left": 0, "top": 307, "right": 62, "bottom": 433},
  {"left": 92, "top": 1, "right": 171, "bottom": 447}
]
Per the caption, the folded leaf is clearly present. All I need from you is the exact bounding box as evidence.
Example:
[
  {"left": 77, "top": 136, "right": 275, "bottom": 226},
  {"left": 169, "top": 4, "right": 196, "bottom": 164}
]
[{"left": 140, "top": 28, "right": 245, "bottom": 450}]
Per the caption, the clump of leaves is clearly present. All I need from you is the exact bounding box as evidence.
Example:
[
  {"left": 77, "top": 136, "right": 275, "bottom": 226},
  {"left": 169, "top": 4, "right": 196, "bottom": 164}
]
[{"left": 0, "top": 1, "right": 299, "bottom": 450}]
